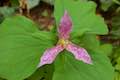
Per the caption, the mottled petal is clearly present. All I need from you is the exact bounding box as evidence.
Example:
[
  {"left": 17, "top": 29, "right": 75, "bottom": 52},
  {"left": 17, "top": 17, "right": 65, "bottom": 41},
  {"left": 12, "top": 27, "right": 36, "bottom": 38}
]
[
  {"left": 37, "top": 45, "right": 64, "bottom": 67},
  {"left": 58, "top": 10, "right": 72, "bottom": 39},
  {"left": 66, "top": 43, "right": 92, "bottom": 64}
]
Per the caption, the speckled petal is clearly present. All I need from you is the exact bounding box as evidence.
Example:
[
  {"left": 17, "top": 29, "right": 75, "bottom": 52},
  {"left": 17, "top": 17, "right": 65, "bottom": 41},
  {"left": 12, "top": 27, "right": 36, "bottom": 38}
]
[
  {"left": 58, "top": 10, "right": 72, "bottom": 39},
  {"left": 37, "top": 45, "right": 64, "bottom": 67},
  {"left": 66, "top": 43, "right": 92, "bottom": 64}
]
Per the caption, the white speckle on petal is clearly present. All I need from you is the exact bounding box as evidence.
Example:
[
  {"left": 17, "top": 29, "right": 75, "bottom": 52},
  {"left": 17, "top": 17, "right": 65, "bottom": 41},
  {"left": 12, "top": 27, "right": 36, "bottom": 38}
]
[
  {"left": 37, "top": 45, "right": 64, "bottom": 67},
  {"left": 66, "top": 43, "right": 92, "bottom": 64}
]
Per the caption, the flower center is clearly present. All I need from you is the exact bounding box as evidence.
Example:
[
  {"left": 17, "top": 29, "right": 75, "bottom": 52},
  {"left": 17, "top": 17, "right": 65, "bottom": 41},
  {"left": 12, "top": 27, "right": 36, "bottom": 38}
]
[{"left": 58, "top": 39, "right": 69, "bottom": 48}]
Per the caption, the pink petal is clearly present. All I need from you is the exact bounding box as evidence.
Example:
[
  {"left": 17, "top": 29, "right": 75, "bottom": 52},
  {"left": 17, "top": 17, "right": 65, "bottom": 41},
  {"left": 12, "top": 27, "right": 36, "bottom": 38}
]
[
  {"left": 66, "top": 43, "right": 92, "bottom": 64},
  {"left": 37, "top": 45, "right": 64, "bottom": 67},
  {"left": 58, "top": 10, "right": 72, "bottom": 39}
]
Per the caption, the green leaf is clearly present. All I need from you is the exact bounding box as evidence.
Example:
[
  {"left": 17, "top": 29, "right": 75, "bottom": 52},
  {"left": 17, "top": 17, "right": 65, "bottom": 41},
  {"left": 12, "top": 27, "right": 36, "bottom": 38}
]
[
  {"left": 114, "top": 72, "right": 120, "bottom": 80},
  {"left": 27, "top": 0, "right": 40, "bottom": 9},
  {"left": 72, "top": 34, "right": 112, "bottom": 56},
  {"left": 0, "top": 15, "right": 56, "bottom": 80},
  {"left": 53, "top": 51, "right": 114, "bottom": 80},
  {"left": 113, "top": 47, "right": 120, "bottom": 59},
  {"left": 27, "top": 65, "right": 54, "bottom": 80},
  {"left": 51, "top": 25, "right": 113, "bottom": 80},
  {"left": 0, "top": 6, "right": 15, "bottom": 17},
  {"left": 111, "top": 47, "right": 120, "bottom": 66},
  {"left": 113, "top": 0, "right": 120, "bottom": 5},
  {"left": 111, "top": 47, "right": 120, "bottom": 80},
  {"left": 10, "top": 0, "right": 40, "bottom": 9},
  {"left": 115, "top": 57, "right": 120, "bottom": 70},
  {"left": 100, "top": 0, "right": 113, "bottom": 11},
  {"left": 54, "top": 0, "right": 108, "bottom": 36},
  {"left": 0, "top": 14, "right": 4, "bottom": 24},
  {"left": 10, "top": 0, "right": 19, "bottom": 7},
  {"left": 42, "top": 0, "right": 54, "bottom": 5},
  {"left": 99, "top": 44, "right": 113, "bottom": 56},
  {"left": 72, "top": 34, "right": 100, "bottom": 52},
  {"left": 111, "top": 13, "right": 120, "bottom": 39},
  {"left": 115, "top": 68, "right": 120, "bottom": 80},
  {"left": 0, "top": 77, "right": 4, "bottom": 80}
]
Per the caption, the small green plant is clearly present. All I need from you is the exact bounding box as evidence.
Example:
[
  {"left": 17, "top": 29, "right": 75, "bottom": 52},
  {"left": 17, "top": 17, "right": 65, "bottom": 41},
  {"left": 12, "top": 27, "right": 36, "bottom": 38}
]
[{"left": 0, "top": 0, "right": 114, "bottom": 80}]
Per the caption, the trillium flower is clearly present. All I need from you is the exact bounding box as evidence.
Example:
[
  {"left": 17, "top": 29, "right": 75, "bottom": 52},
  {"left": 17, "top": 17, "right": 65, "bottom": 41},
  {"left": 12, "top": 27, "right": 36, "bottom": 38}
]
[{"left": 38, "top": 11, "right": 92, "bottom": 67}]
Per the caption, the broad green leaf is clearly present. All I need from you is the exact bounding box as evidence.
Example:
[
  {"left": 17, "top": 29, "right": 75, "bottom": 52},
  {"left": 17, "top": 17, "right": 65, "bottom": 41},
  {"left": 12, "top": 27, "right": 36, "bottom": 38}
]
[
  {"left": 27, "top": 65, "right": 54, "bottom": 80},
  {"left": 0, "top": 15, "right": 56, "bottom": 80},
  {"left": 26, "top": 0, "right": 40, "bottom": 9},
  {"left": 72, "top": 34, "right": 100, "bottom": 51},
  {"left": 54, "top": 0, "right": 108, "bottom": 36},
  {"left": 0, "top": 14, "right": 4, "bottom": 24},
  {"left": 0, "top": 6, "right": 15, "bottom": 17},
  {"left": 53, "top": 51, "right": 114, "bottom": 80},
  {"left": 99, "top": 44, "right": 113, "bottom": 56},
  {"left": 51, "top": 28, "right": 113, "bottom": 80},
  {"left": 0, "top": 78, "right": 4, "bottom": 80},
  {"left": 72, "top": 34, "right": 112, "bottom": 55},
  {"left": 100, "top": 0, "right": 113, "bottom": 11}
]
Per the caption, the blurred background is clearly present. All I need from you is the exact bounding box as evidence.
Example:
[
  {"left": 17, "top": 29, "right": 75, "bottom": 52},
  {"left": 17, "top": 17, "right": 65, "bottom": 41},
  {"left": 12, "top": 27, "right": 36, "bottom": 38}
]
[{"left": 0, "top": 0, "right": 120, "bottom": 80}]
